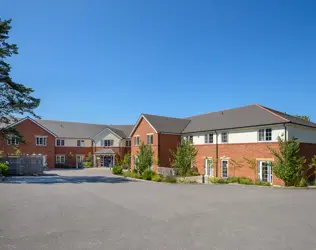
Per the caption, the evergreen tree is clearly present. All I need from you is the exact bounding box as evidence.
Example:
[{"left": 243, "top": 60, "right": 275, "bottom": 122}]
[{"left": 0, "top": 19, "right": 40, "bottom": 139}]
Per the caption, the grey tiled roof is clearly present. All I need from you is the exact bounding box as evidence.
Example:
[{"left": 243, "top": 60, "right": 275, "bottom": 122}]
[
  {"left": 139, "top": 105, "right": 316, "bottom": 135},
  {"left": 36, "top": 120, "right": 133, "bottom": 139},
  {"left": 142, "top": 114, "right": 191, "bottom": 134}
]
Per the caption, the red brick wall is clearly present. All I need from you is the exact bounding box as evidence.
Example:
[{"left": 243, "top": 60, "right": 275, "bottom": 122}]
[
  {"left": 194, "top": 142, "right": 284, "bottom": 185},
  {"left": 0, "top": 119, "right": 56, "bottom": 168},
  {"left": 55, "top": 147, "right": 93, "bottom": 167},
  {"left": 159, "top": 133, "right": 181, "bottom": 169},
  {"left": 131, "top": 117, "right": 158, "bottom": 170},
  {"left": 300, "top": 143, "right": 316, "bottom": 181}
]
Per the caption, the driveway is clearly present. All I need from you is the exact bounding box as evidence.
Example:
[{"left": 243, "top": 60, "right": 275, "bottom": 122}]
[{"left": 0, "top": 168, "right": 315, "bottom": 250}]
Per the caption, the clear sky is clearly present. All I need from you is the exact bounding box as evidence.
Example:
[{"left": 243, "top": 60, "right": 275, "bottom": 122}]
[{"left": 2, "top": 0, "right": 316, "bottom": 125}]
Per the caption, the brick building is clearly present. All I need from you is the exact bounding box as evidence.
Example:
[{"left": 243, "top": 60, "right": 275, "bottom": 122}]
[
  {"left": 0, "top": 117, "right": 133, "bottom": 168},
  {"left": 130, "top": 104, "right": 316, "bottom": 185}
]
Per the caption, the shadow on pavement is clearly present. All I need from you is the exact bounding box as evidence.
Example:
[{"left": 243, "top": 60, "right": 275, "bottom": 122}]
[{"left": 1, "top": 175, "right": 135, "bottom": 184}]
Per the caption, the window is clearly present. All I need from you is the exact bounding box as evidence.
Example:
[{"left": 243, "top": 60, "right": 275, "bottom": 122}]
[
  {"left": 102, "top": 140, "right": 114, "bottom": 147},
  {"left": 183, "top": 135, "right": 193, "bottom": 143},
  {"left": 221, "top": 160, "right": 228, "bottom": 178},
  {"left": 258, "top": 128, "right": 272, "bottom": 141},
  {"left": 56, "top": 155, "right": 65, "bottom": 164},
  {"left": 134, "top": 136, "right": 139, "bottom": 146},
  {"left": 221, "top": 133, "right": 228, "bottom": 143},
  {"left": 126, "top": 140, "right": 131, "bottom": 147},
  {"left": 36, "top": 136, "right": 47, "bottom": 146},
  {"left": 56, "top": 139, "right": 65, "bottom": 146},
  {"left": 147, "top": 134, "right": 153, "bottom": 145},
  {"left": 77, "top": 140, "right": 85, "bottom": 147},
  {"left": 205, "top": 134, "right": 213, "bottom": 144},
  {"left": 7, "top": 136, "right": 19, "bottom": 145}
]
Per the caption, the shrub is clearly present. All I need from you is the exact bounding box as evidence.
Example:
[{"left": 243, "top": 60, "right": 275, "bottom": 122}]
[
  {"left": 171, "top": 139, "right": 198, "bottom": 178},
  {"left": 163, "top": 176, "right": 177, "bottom": 183},
  {"left": 227, "top": 176, "right": 240, "bottom": 183},
  {"left": 152, "top": 174, "right": 163, "bottom": 182},
  {"left": 0, "top": 162, "right": 9, "bottom": 176},
  {"left": 269, "top": 136, "right": 306, "bottom": 186},
  {"left": 255, "top": 180, "right": 271, "bottom": 186},
  {"left": 142, "top": 169, "right": 156, "bottom": 180},
  {"left": 123, "top": 171, "right": 142, "bottom": 179},
  {"left": 112, "top": 165, "right": 123, "bottom": 175},
  {"left": 296, "top": 178, "right": 308, "bottom": 187},
  {"left": 84, "top": 161, "right": 93, "bottom": 168},
  {"left": 209, "top": 177, "right": 228, "bottom": 184},
  {"left": 135, "top": 142, "right": 154, "bottom": 175},
  {"left": 238, "top": 177, "right": 254, "bottom": 185}
]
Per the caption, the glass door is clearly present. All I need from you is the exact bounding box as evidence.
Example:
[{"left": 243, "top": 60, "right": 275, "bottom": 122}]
[
  {"left": 204, "top": 158, "right": 213, "bottom": 177},
  {"left": 76, "top": 155, "right": 84, "bottom": 168},
  {"left": 259, "top": 161, "right": 272, "bottom": 183}
]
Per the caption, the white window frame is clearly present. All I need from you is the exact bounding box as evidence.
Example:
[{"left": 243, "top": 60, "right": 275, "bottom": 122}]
[
  {"left": 188, "top": 135, "right": 193, "bottom": 143},
  {"left": 221, "top": 133, "right": 228, "bottom": 143},
  {"left": 56, "top": 139, "right": 65, "bottom": 146},
  {"left": 102, "top": 139, "right": 114, "bottom": 147},
  {"left": 221, "top": 160, "right": 229, "bottom": 178},
  {"left": 36, "top": 136, "right": 47, "bottom": 146},
  {"left": 204, "top": 158, "right": 214, "bottom": 177},
  {"left": 134, "top": 136, "right": 140, "bottom": 146},
  {"left": 258, "top": 128, "right": 272, "bottom": 142},
  {"left": 7, "top": 136, "right": 20, "bottom": 145},
  {"left": 56, "top": 155, "right": 65, "bottom": 164},
  {"left": 205, "top": 134, "right": 214, "bottom": 144},
  {"left": 258, "top": 161, "right": 273, "bottom": 183},
  {"left": 147, "top": 134, "right": 153, "bottom": 145},
  {"left": 77, "top": 140, "right": 85, "bottom": 147},
  {"left": 126, "top": 140, "right": 131, "bottom": 147}
]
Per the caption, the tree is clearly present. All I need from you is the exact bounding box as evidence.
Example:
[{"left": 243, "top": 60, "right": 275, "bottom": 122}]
[
  {"left": 122, "top": 152, "right": 131, "bottom": 169},
  {"left": 0, "top": 19, "right": 40, "bottom": 140},
  {"left": 230, "top": 159, "right": 244, "bottom": 176},
  {"left": 134, "top": 142, "right": 154, "bottom": 175},
  {"left": 244, "top": 158, "right": 258, "bottom": 181},
  {"left": 269, "top": 136, "right": 306, "bottom": 186},
  {"left": 294, "top": 115, "right": 310, "bottom": 121},
  {"left": 170, "top": 139, "right": 198, "bottom": 179}
]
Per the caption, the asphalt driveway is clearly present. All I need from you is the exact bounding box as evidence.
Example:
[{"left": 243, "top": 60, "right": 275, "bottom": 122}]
[{"left": 0, "top": 169, "right": 316, "bottom": 250}]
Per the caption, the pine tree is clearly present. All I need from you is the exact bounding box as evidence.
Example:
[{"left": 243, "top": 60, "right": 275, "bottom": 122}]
[{"left": 0, "top": 19, "right": 40, "bottom": 140}]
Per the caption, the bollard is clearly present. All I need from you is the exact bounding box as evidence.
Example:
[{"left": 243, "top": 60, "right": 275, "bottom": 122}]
[{"left": 202, "top": 174, "right": 205, "bottom": 184}]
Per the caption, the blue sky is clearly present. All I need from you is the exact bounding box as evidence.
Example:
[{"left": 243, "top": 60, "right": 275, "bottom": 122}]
[{"left": 2, "top": 0, "right": 316, "bottom": 124}]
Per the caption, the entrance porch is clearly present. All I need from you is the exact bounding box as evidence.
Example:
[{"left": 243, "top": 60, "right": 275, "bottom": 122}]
[{"left": 94, "top": 149, "right": 116, "bottom": 168}]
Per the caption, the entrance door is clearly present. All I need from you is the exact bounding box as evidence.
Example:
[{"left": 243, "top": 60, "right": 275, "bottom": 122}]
[
  {"left": 204, "top": 158, "right": 213, "bottom": 177},
  {"left": 100, "top": 155, "right": 113, "bottom": 167},
  {"left": 259, "top": 161, "right": 272, "bottom": 183},
  {"left": 76, "top": 155, "right": 84, "bottom": 168}
]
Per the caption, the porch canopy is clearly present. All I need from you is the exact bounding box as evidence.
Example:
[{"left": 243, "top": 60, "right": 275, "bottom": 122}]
[{"left": 94, "top": 149, "right": 116, "bottom": 155}]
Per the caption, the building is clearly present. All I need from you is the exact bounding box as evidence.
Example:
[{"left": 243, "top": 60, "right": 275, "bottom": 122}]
[
  {"left": 0, "top": 117, "right": 133, "bottom": 168},
  {"left": 130, "top": 104, "right": 316, "bottom": 185}
]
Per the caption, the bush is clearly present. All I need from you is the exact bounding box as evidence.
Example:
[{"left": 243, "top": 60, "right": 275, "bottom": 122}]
[
  {"left": 142, "top": 169, "right": 156, "bottom": 180},
  {"left": 123, "top": 171, "right": 142, "bottom": 179},
  {"left": 209, "top": 177, "right": 228, "bottom": 184},
  {"left": 0, "top": 162, "right": 9, "bottom": 176},
  {"left": 238, "top": 177, "right": 254, "bottom": 185},
  {"left": 112, "top": 165, "right": 123, "bottom": 175},
  {"left": 152, "top": 174, "right": 163, "bottom": 182},
  {"left": 84, "top": 161, "right": 93, "bottom": 168},
  {"left": 255, "top": 180, "right": 271, "bottom": 186},
  {"left": 296, "top": 178, "right": 308, "bottom": 187},
  {"left": 227, "top": 176, "right": 240, "bottom": 183},
  {"left": 163, "top": 176, "right": 177, "bottom": 183}
]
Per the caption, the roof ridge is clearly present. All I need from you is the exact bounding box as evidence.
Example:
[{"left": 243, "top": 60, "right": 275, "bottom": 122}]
[
  {"left": 37, "top": 119, "right": 108, "bottom": 126},
  {"left": 142, "top": 113, "right": 189, "bottom": 121},
  {"left": 184, "top": 104, "right": 257, "bottom": 119},
  {"left": 255, "top": 104, "right": 289, "bottom": 122}
]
